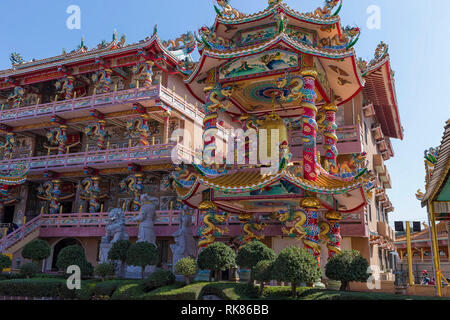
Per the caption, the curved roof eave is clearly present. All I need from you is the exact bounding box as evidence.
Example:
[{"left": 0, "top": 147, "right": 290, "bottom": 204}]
[
  {"left": 185, "top": 33, "right": 357, "bottom": 84},
  {"left": 0, "top": 34, "right": 180, "bottom": 80}
]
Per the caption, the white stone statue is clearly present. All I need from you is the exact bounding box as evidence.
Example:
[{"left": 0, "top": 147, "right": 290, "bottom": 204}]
[
  {"left": 170, "top": 204, "right": 197, "bottom": 272},
  {"left": 132, "top": 194, "right": 159, "bottom": 244},
  {"left": 100, "top": 208, "right": 129, "bottom": 263}
]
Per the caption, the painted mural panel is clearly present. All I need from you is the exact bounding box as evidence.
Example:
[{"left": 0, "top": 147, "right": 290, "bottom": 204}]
[
  {"left": 313, "top": 57, "right": 331, "bottom": 98},
  {"left": 286, "top": 27, "right": 316, "bottom": 46},
  {"left": 239, "top": 25, "right": 277, "bottom": 46},
  {"left": 219, "top": 50, "right": 299, "bottom": 81}
]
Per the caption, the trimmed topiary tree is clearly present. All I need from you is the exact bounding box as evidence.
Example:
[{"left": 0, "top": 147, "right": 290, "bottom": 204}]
[
  {"left": 174, "top": 257, "right": 198, "bottom": 285},
  {"left": 236, "top": 241, "right": 275, "bottom": 282},
  {"left": 94, "top": 262, "right": 116, "bottom": 281},
  {"left": 325, "top": 249, "right": 370, "bottom": 291},
  {"left": 0, "top": 254, "right": 11, "bottom": 274},
  {"left": 197, "top": 242, "right": 236, "bottom": 282},
  {"left": 272, "top": 246, "right": 321, "bottom": 297},
  {"left": 22, "top": 239, "right": 51, "bottom": 263},
  {"left": 108, "top": 240, "right": 132, "bottom": 278},
  {"left": 142, "top": 269, "right": 176, "bottom": 292},
  {"left": 253, "top": 259, "right": 274, "bottom": 296},
  {"left": 19, "top": 262, "right": 40, "bottom": 278},
  {"left": 56, "top": 245, "right": 92, "bottom": 277},
  {"left": 126, "top": 242, "right": 158, "bottom": 279}
]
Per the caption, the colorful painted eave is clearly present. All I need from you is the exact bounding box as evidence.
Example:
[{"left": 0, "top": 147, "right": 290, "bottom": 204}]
[
  {"left": 175, "top": 167, "right": 371, "bottom": 201},
  {"left": 186, "top": 32, "right": 360, "bottom": 82},
  {"left": 0, "top": 34, "right": 181, "bottom": 81},
  {"left": 214, "top": 2, "right": 340, "bottom": 28},
  {"left": 362, "top": 55, "right": 403, "bottom": 140}
]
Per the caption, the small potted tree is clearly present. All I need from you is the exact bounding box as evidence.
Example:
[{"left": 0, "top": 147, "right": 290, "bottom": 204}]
[
  {"left": 272, "top": 246, "right": 321, "bottom": 297},
  {"left": 126, "top": 242, "right": 158, "bottom": 279},
  {"left": 236, "top": 241, "right": 275, "bottom": 283},
  {"left": 174, "top": 257, "right": 198, "bottom": 285},
  {"left": 325, "top": 250, "right": 370, "bottom": 291},
  {"left": 197, "top": 242, "right": 236, "bottom": 282}
]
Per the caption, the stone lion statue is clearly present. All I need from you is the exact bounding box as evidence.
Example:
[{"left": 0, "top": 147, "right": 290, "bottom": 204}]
[{"left": 101, "top": 208, "right": 129, "bottom": 244}]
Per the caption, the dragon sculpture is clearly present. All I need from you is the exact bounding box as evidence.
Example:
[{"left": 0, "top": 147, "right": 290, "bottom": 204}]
[
  {"left": 319, "top": 211, "right": 342, "bottom": 258},
  {"left": 203, "top": 84, "right": 234, "bottom": 165},
  {"left": 85, "top": 121, "right": 108, "bottom": 150},
  {"left": 268, "top": 0, "right": 282, "bottom": 7},
  {"left": 416, "top": 147, "right": 439, "bottom": 201},
  {"left": 46, "top": 126, "right": 70, "bottom": 155},
  {"left": 276, "top": 72, "right": 304, "bottom": 102},
  {"left": 317, "top": 104, "right": 339, "bottom": 172},
  {"left": 306, "top": 0, "right": 342, "bottom": 18},
  {"left": 10, "top": 52, "right": 24, "bottom": 65},
  {"left": 330, "top": 152, "right": 368, "bottom": 178},
  {"left": 0, "top": 133, "right": 16, "bottom": 160},
  {"left": 214, "top": 0, "right": 243, "bottom": 19},
  {"left": 92, "top": 69, "right": 113, "bottom": 94},
  {"left": 163, "top": 32, "right": 196, "bottom": 53},
  {"left": 237, "top": 213, "right": 267, "bottom": 248},
  {"left": 119, "top": 174, "right": 144, "bottom": 212},
  {"left": 197, "top": 201, "right": 229, "bottom": 248},
  {"left": 7, "top": 86, "right": 25, "bottom": 108},
  {"left": 125, "top": 117, "right": 160, "bottom": 146},
  {"left": 79, "top": 177, "right": 109, "bottom": 213},
  {"left": 370, "top": 41, "right": 389, "bottom": 65},
  {"left": 37, "top": 180, "right": 75, "bottom": 215},
  {"left": 279, "top": 208, "right": 307, "bottom": 240},
  {"left": 319, "top": 26, "right": 360, "bottom": 49},
  {"left": 197, "top": 26, "right": 235, "bottom": 49},
  {"left": 130, "top": 61, "right": 154, "bottom": 88},
  {"left": 55, "top": 76, "right": 75, "bottom": 101}
]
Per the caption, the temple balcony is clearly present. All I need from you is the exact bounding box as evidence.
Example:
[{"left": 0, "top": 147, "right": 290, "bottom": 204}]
[
  {"left": 0, "top": 85, "right": 204, "bottom": 127},
  {"left": 289, "top": 125, "right": 362, "bottom": 160},
  {"left": 0, "top": 143, "right": 194, "bottom": 174}
]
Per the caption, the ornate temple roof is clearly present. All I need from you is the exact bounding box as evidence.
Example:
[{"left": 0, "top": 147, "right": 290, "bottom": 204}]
[
  {"left": 0, "top": 32, "right": 190, "bottom": 83},
  {"left": 419, "top": 120, "right": 450, "bottom": 218},
  {"left": 360, "top": 42, "right": 403, "bottom": 140}
]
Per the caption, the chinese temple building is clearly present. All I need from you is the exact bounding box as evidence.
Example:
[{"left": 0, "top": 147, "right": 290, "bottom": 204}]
[
  {"left": 0, "top": 0, "right": 401, "bottom": 280},
  {"left": 416, "top": 119, "right": 450, "bottom": 295}
]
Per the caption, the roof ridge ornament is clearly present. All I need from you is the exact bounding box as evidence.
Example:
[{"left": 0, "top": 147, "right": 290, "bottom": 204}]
[
  {"left": 305, "top": 0, "right": 343, "bottom": 19},
  {"left": 214, "top": 0, "right": 243, "bottom": 19}
]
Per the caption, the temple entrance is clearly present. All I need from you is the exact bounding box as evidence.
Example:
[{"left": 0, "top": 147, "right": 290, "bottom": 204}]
[
  {"left": 51, "top": 238, "right": 83, "bottom": 270},
  {"left": 3, "top": 206, "right": 14, "bottom": 224}
]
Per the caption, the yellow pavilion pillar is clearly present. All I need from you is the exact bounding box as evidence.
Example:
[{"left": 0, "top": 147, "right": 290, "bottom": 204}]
[{"left": 429, "top": 200, "right": 443, "bottom": 297}]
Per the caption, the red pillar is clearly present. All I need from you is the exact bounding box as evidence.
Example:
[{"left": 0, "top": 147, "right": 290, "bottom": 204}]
[
  {"left": 301, "top": 197, "right": 321, "bottom": 260},
  {"left": 300, "top": 70, "right": 318, "bottom": 181},
  {"left": 322, "top": 105, "right": 339, "bottom": 173},
  {"left": 325, "top": 211, "right": 343, "bottom": 259}
]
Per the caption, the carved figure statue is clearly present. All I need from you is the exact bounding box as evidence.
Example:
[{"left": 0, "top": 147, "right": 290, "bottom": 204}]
[
  {"left": 170, "top": 205, "right": 197, "bottom": 270},
  {"left": 132, "top": 194, "right": 159, "bottom": 244}
]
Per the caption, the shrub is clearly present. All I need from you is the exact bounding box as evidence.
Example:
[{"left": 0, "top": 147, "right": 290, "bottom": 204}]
[
  {"left": 197, "top": 242, "right": 236, "bottom": 281},
  {"left": 325, "top": 250, "right": 370, "bottom": 291},
  {"left": 21, "top": 239, "right": 51, "bottom": 263},
  {"left": 236, "top": 241, "right": 275, "bottom": 282},
  {"left": 92, "top": 280, "right": 123, "bottom": 299},
  {"left": 142, "top": 269, "right": 176, "bottom": 292},
  {"left": 108, "top": 240, "right": 132, "bottom": 277},
  {"left": 56, "top": 245, "right": 92, "bottom": 277},
  {"left": 0, "top": 278, "right": 65, "bottom": 297},
  {"left": 110, "top": 281, "right": 145, "bottom": 300},
  {"left": 126, "top": 242, "right": 159, "bottom": 279},
  {"left": 0, "top": 254, "right": 12, "bottom": 273},
  {"left": 252, "top": 260, "right": 274, "bottom": 295},
  {"left": 19, "top": 262, "right": 40, "bottom": 278},
  {"left": 174, "top": 257, "right": 198, "bottom": 285},
  {"left": 272, "top": 246, "right": 321, "bottom": 297},
  {"left": 94, "top": 263, "right": 116, "bottom": 281}
]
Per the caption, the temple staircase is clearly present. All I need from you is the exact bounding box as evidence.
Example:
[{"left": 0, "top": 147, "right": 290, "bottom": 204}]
[{"left": 0, "top": 216, "right": 42, "bottom": 255}]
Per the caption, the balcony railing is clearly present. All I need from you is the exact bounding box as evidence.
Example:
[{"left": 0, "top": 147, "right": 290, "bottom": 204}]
[
  {"left": 0, "top": 85, "right": 204, "bottom": 124},
  {"left": 0, "top": 143, "right": 194, "bottom": 172}
]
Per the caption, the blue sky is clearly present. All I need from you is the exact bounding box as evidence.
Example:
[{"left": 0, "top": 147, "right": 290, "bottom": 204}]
[{"left": 0, "top": 0, "right": 449, "bottom": 226}]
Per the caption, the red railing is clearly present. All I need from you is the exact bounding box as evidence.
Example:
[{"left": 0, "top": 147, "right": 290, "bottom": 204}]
[{"left": 0, "top": 85, "right": 205, "bottom": 124}]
